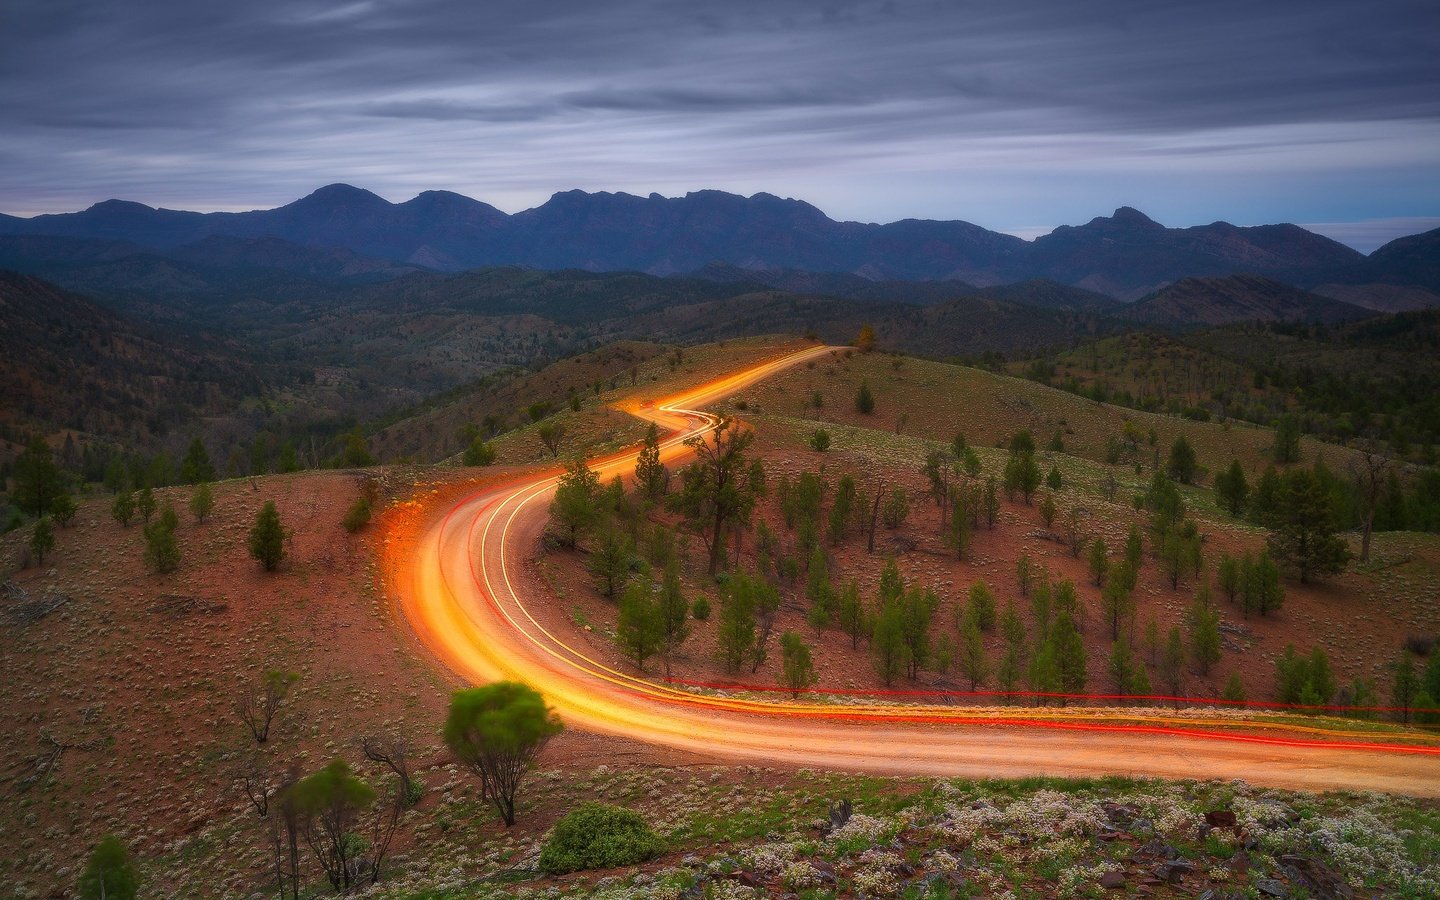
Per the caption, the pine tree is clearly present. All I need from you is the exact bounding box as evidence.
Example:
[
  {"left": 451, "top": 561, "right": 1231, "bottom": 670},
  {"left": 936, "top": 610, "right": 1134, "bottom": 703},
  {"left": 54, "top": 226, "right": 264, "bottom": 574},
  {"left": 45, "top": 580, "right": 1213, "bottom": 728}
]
[
  {"left": 1050, "top": 610, "right": 1087, "bottom": 696},
  {"left": 1161, "top": 626, "right": 1186, "bottom": 701},
  {"left": 144, "top": 507, "right": 180, "bottom": 574},
  {"left": 248, "top": 501, "right": 286, "bottom": 572},
  {"left": 1273, "top": 414, "right": 1302, "bottom": 464},
  {"left": 871, "top": 599, "right": 907, "bottom": 686},
  {"left": 634, "top": 423, "right": 667, "bottom": 497},
  {"left": 12, "top": 436, "right": 64, "bottom": 518},
  {"left": 79, "top": 835, "right": 139, "bottom": 900},
  {"left": 189, "top": 482, "right": 214, "bottom": 523},
  {"left": 837, "top": 581, "right": 866, "bottom": 649},
  {"left": 616, "top": 582, "right": 663, "bottom": 670},
  {"left": 1088, "top": 537, "right": 1109, "bottom": 587},
  {"left": 111, "top": 491, "right": 136, "bottom": 527},
  {"left": 30, "top": 517, "right": 55, "bottom": 565},
  {"left": 1100, "top": 565, "right": 1135, "bottom": 641},
  {"left": 588, "top": 528, "right": 633, "bottom": 599},
  {"left": 1166, "top": 434, "right": 1197, "bottom": 484},
  {"left": 1222, "top": 672, "right": 1247, "bottom": 704},
  {"left": 780, "top": 631, "right": 817, "bottom": 697},
  {"left": 550, "top": 458, "right": 601, "bottom": 549},
  {"left": 855, "top": 379, "right": 875, "bottom": 414},
  {"left": 1214, "top": 460, "right": 1249, "bottom": 517},
  {"left": 658, "top": 561, "right": 690, "bottom": 676},
  {"left": 181, "top": 437, "right": 215, "bottom": 484},
  {"left": 716, "top": 576, "right": 758, "bottom": 674},
  {"left": 1187, "top": 597, "right": 1221, "bottom": 676},
  {"left": 1267, "top": 466, "right": 1352, "bottom": 582},
  {"left": 966, "top": 581, "right": 997, "bottom": 632},
  {"left": 958, "top": 615, "right": 988, "bottom": 690},
  {"left": 137, "top": 486, "right": 156, "bottom": 523}
]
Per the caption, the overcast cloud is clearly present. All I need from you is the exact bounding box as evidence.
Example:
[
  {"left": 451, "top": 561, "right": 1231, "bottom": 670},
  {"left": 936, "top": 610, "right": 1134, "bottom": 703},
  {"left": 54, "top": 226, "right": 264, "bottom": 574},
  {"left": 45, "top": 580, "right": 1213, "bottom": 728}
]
[{"left": 1, "top": 0, "right": 1437, "bottom": 244}]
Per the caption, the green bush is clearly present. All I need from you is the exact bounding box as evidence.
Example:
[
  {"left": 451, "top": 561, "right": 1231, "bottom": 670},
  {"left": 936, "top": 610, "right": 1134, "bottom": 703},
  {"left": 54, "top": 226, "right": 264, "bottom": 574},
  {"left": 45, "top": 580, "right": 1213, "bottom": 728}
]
[
  {"left": 342, "top": 497, "right": 372, "bottom": 533},
  {"left": 692, "top": 596, "right": 711, "bottom": 621},
  {"left": 538, "top": 803, "right": 664, "bottom": 875}
]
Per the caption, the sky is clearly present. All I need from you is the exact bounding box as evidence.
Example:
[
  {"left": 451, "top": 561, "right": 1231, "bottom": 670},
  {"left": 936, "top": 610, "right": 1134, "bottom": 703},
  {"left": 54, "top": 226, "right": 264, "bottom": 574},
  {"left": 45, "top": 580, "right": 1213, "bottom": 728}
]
[{"left": 2, "top": 0, "right": 1438, "bottom": 252}]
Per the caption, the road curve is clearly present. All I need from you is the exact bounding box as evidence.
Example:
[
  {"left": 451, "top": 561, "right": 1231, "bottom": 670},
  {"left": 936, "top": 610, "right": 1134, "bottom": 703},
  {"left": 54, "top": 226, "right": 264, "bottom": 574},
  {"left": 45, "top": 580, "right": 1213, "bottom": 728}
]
[{"left": 394, "top": 345, "right": 1440, "bottom": 796}]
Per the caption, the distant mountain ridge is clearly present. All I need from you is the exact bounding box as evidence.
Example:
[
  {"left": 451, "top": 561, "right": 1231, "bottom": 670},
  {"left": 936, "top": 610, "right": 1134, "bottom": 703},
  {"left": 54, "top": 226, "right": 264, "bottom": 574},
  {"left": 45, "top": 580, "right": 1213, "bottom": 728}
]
[
  {"left": 5, "top": 185, "right": 1429, "bottom": 299},
  {"left": 1116, "top": 275, "right": 1376, "bottom": 328}
]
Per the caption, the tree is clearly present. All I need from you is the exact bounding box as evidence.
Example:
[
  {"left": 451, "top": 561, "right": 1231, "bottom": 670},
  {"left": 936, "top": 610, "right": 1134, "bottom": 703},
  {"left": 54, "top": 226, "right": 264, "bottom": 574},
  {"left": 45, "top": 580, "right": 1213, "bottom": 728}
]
[
  {"left": 1108, "top": 640, "right": 1142, "bottom": 697},
  {"left": 588, "top": 528, "right": 633, "bottom": 599},
  {"left": 340, "top": 432, "right": 375, "bottom": 467},
  {"left": 144, "top": 507, "right": 180, "bottom": 574},
  {"left": 1217, "top": 553, "right": 1242, "bottom": 604},
  {"left": 881, "top": 486, "right": 909, "bottom": 529},
  {"left": 79, "top": 835, "right": 139, "bottom": 900},
  {"left": 780, "top": 631, "right": 818, "bottom": 697},
  {"left": 1088, "top": 537, "right": 1109, "bottom": 587},
  {"left": 249, "top": 501, "right": 287, "bottom": 571},
  {"left": 853, "top": 324, "right": 877, "bottom": 352},
  {"left": 871, "top": 598, "right": 907, "bottom": 687},
  {"left": 1188, "top": 598, "right": 1221, "bottom": 676},
  {"left": 1003, "top": 451, "right": 1042, "bottom": 504},
  {"left": 189, "top": 482, "right": 214, "bottom": 524},
  {"left": 855, "top": 379, "right": 875, "bottom": 414},
  {"left": 1100, "top": 565, "right": 1135, "bottom": 641},
  {"left": 1392, "top": 653, "right": 1418, "bottom": 723},
  {"left": 1348, "top": 444, "right": 1390, "bottom": 563},
  {"left": 1037, "top": 492, "right": 1057, "bottom": 528},
  {"left": 13, "top": 436, "right": 64, "bottom": 519},
  {"left": 464, "top": 438, "right": 497, "bottom": 466},
  {"left": 1166, "top": 434, "right": 1197, "bottom": 484},
  {"left": 1222, "top": 672, "right": 1247, "bottom": 704},
  {"left": 181, "top": 437, "right": 216, "bottom": 484},
  {"left": 964, "top": 580, "right": 996, "bottom": 632},
  {"left": 1273, "top": 414, "right": 1302, "bottom": 464},
  {"left": 290, "top": 759, "right": 376, "bottom": 891},
  {"left": 1241, "top": 550, "right": 1284, "bottom": 617},
  {"left": 550, "top": 458, "right": 600, "bottom": 549},
  {"left": 1161, "top": 626, "right": 1186, "bottom": 701},
  {"left": 1051, "top": 609, "right": 1087, "bottom": 695},
  {"left": 236, "top": 669, "right": 299, "bottom": 743},
  {"left": 671, "top": 418, "right": 761, "bottom": 574},
  {"left": 111, "top": 491, "right": 136, "bottom": 527},
  {"left": 1045, "top": 465, "right": 1062, "bottom": 491},
  {"left": 983, "top": 476, "right": 1000, "bottom": 527},
  {"left": 29, "top": 517, "right": 54, "bottom": 565},
  {"left": 537, "top": 421, "right": 567, "bottom": 458},
  {"left": 1124, "top": 524, "right": 1143, "bottom": 572},
  {"left": 616, "top": 581, "right": 663, "bottom": 670},
  {"left": 49, "top": 492, "right": 77, "bottom": 527},
  {"left": 135, "top": 486, "right": 156, "bottom": 524},
  {"left": 716, "top": 575, "right": 759, "bottom": 674},
  {"left": 899, "top": 586, "right": 937, "bottom": 680},
  {"left": 958, "top": 615, "right": 988, "bottom": 690},
  {"left": 657, "top": 561, "right": 691, "bottom": 677},
  {"left": 1214, "top": 460, "right": 1249, "bottom": 517},
  {"left": 808, "top": 429, "right": 831, "bottom": 452},
  {"left": 837, "top": 581, "right": 866, "bottom": 650},
  {"left": 444, "top": 682, "right": 563, "bottom": 826},
  {"left": 634, "top": 423, "right": 667, "bottom": 498},
  {"left": 1267, "top": 467, "right": 1352, "bottom": 582}
]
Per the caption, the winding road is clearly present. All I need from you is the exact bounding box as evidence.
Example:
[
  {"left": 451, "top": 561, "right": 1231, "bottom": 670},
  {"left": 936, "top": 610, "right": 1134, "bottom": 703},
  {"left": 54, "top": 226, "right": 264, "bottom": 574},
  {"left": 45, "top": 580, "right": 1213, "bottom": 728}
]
[{"left": 394, "top": 345, "right": 1440, "bottom": 796}]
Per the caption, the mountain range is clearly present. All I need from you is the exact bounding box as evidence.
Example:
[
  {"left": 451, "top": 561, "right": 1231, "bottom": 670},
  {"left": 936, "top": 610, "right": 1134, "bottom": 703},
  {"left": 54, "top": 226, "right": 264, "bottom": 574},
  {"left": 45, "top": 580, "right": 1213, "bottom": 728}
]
[{"left": 4, "top": 184, "right": 1436, "bottom": 302}]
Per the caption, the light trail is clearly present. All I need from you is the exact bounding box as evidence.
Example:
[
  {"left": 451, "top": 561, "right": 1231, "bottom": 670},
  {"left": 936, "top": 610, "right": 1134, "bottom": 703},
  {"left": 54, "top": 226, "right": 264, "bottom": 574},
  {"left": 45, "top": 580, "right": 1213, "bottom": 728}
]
[{"left": 390, "top": 344, "right": 1440, "bottom": 795}]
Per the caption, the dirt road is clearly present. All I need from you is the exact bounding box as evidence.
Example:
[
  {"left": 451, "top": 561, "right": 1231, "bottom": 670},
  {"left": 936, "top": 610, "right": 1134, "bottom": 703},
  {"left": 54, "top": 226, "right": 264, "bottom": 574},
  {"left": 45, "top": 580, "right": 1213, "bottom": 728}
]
[{"left": 395, "top": 345, "right": 1440, "bottom": 796}]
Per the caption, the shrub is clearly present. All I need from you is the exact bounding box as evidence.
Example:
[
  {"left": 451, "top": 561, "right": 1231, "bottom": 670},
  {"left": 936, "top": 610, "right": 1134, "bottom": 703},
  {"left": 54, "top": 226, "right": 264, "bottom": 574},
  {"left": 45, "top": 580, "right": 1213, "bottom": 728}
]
[
  {"left": 342, "top": 497, "right": 372, "bottom": 533},
  {"left": 1404, "top": 635, "right": 1435, "bottom": 657},
  {"left": 692, "top": 596, "right": 711, "bottom": 621},
  {"left": 808, "top": 429, "right": 831, "bottom": 452},
  {"left": 538, "top": 803, "right": 664, "bottom": 875}
]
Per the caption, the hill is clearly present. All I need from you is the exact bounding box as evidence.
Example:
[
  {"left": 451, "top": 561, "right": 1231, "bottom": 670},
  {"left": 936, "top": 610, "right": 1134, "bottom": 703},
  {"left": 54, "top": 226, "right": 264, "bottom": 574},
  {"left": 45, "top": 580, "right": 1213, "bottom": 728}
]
[
  {"left": 3, "top": 186, "right": 1403, "bottom": 295},
  {"left": 0, "top": 270, "right": 265, "bottom": 441},
  {"left": 1116, "top": 274, "right": 1374, "bottom": 328}
]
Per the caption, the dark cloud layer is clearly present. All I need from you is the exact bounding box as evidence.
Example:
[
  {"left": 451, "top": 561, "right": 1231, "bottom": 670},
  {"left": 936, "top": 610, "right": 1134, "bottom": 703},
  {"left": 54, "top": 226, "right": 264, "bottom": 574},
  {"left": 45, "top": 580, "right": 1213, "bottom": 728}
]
[{"left": 1, "top": 0, "right": 1437, "bottom": 240}]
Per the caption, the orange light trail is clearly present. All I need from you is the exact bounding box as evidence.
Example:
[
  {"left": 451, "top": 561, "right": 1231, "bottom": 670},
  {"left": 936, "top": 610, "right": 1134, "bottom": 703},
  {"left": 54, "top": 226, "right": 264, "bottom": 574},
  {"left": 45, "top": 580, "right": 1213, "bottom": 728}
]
[{"left": 390, "top": 344, "right": 1440, "bottom": 795}]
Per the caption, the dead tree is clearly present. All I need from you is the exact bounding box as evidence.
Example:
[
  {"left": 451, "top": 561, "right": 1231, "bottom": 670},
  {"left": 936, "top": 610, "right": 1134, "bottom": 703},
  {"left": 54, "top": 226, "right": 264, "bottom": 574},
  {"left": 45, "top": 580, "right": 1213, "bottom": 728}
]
[
  {"left": 235, "top": 670, "right": 300, "bottom": 743},
  {"left": 1349, "top": 444, "right": 1390, "bottom": 563},
  {"left": 360, "top": 734, "right": 415, "bottom": 808}
]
